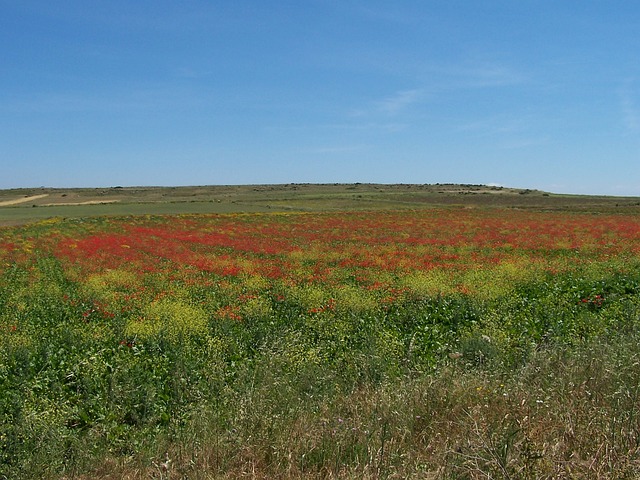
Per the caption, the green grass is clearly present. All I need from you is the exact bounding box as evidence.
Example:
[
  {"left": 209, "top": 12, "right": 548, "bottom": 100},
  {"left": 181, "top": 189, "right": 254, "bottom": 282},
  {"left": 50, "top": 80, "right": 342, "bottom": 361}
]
[
  {"left": 2, "top": 185, "right": 640, "bottom": 478},
  {"left": 2, "top": 257, "right": 640, "bottom": 478},
  {"left": 0, "top": 201, "right": 273, "bottom": 224},
  {"left": 2, "top": 183, "right": 639, "bottom": 225}
]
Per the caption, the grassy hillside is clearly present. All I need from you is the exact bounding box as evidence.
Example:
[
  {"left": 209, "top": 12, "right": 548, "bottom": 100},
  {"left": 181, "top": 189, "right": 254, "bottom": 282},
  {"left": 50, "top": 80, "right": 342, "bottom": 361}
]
[{"left": 2, "top": 183, "right": 640, "bottom": 225}]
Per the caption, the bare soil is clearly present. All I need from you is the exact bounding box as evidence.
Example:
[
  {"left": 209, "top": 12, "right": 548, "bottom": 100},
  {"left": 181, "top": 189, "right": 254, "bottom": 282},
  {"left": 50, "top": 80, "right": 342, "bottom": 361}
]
[{"left": 0, "top": 194, "right": 49, "bottom": 206}]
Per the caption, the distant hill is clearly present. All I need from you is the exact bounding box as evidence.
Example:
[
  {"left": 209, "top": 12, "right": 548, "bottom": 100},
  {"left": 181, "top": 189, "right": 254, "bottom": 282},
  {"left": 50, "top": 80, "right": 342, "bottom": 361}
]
[{"left": 1, "top": 183, "right": 639, "bottom": 225}]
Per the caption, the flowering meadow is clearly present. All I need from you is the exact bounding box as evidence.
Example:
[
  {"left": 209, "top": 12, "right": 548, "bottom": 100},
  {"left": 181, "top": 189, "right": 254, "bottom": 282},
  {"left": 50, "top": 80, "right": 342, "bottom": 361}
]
[{"left": 2, "top": 207, "right": 640, "bottom": 478}]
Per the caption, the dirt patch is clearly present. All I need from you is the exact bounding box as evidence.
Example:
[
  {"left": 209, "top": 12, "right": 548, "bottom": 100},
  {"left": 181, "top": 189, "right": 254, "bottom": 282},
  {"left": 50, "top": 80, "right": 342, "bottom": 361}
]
[
  {"left": 0, "top": 194, "right": 50, "bottom": 206},
  {"left": 41, "top": 200, "right": 121, "bottom": 206}
]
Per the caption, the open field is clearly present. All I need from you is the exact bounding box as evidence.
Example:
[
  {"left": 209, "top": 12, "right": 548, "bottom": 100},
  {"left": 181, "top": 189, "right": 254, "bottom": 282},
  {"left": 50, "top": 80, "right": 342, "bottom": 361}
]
[
  {"left": 2, "top": 183, "right": 640, "bottom": 226},
  {"left": 0, "top": 194, "right": 51, "bottom": 207},
  {"left": 1, "top": 184, "right": 640, "bottom": 478}
]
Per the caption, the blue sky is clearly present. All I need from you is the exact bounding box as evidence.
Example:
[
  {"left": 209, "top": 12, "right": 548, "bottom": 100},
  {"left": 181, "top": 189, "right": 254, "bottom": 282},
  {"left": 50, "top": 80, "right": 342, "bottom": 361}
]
[{"left": 2, "top": 1, "right": 640, "bottom": 195}]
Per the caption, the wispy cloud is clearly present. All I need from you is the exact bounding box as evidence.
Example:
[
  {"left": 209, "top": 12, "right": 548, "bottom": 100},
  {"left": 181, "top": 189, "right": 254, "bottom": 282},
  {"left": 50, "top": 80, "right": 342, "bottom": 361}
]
[
  {"left": 456, "top": 113, "right": 542, "bottom": 141},
  {"left": 619, "top": 79, "right": 640, "bottom": 133},
  {"left": 263, "top": 122, "right": 408, "bottom": 134},
  {"left": 498, "top": 137, "right": 549, "bottom": 150},
  {"left": 457, "top": 116, "right": 526, "bottom": 136},
  {"left": 348, "top": 58, "right": 524, "bottom": 119},
  {"left": 456, "top": 63, "right": 525, "bottom": 88},
  {"left": 0, "top": 85, "right": 212, "bottom": 115},
  {"left": 349, "top": 88, "right": 426, "bottom": 119},
  {"left": 349, "top": 3, "right": 422, "bottom": 25},
  {"left": 300, "top": 144, "right": 369, "bottom": 155},
  {"left": 375, "top": 89, "right": 425, "bottom": 115},
  {"left": 456, "top": 115, "right": 548, "bottom": 149},
  {"left": 419, "top": 59, "right": 526, "bottom": 90}
]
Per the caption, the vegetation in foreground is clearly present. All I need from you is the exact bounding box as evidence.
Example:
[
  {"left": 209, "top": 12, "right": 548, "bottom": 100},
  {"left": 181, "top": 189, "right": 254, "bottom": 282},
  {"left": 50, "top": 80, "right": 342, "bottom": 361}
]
[{"left": 1, "top": 207, "right": 640, "bottom": 478}]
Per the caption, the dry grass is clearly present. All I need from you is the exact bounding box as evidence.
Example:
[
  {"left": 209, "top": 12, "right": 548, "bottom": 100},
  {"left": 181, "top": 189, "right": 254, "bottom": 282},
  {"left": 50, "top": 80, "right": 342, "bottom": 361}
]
[{"left": 65, "top": 333, "right": 640, "bottom": 480}]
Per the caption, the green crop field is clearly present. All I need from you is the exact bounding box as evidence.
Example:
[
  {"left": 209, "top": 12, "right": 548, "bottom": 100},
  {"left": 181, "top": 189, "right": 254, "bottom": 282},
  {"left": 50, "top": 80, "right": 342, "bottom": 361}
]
[
  {"left": 2, "top": 184, "right": 639, "bottom": 226},
  {"left": 1, "top": 184, "right": 640, "bottom": 478}
]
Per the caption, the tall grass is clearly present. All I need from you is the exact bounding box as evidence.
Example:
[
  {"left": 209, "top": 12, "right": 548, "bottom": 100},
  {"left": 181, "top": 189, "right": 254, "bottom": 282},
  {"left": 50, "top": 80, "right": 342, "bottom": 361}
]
[
  {"left": 68, "top": 329, "right": 640, "bottom": 479},
  {"left": 1, "top": 257, "right": 640, "bottom": 478}
]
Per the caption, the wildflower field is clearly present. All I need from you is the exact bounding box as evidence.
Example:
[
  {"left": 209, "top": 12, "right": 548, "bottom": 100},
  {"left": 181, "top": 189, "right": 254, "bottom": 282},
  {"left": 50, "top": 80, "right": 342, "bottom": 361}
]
[{"left": 2, "top": 205, "right": 640, "bottom": 478}]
